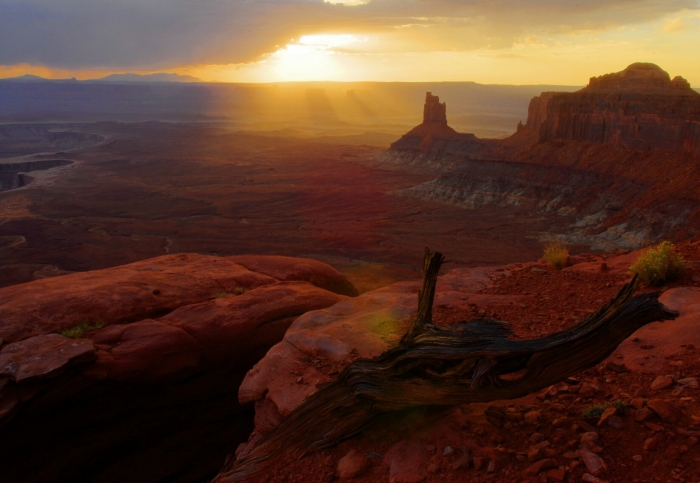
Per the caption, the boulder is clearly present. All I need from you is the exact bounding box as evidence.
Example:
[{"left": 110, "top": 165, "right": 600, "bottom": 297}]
[
  {"left": 384, "top": 440, "right": 428, "bottom": 483},
  {"left": 581, "top": 448, "right": 607, "bottom": 476},
  {"left": 651, "top": 375, "right": 674, "bottom": 391},
  {"left": 646, "top": 399, "right": 683, "bottom": 423},
  {"left": 337, "top": 449, "right": 370, "bottom": 479}
]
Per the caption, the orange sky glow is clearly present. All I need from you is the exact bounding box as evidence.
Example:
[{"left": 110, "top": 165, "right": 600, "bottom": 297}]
[{"left": 1, "top": 1, "right": 699, "bottom": 86}]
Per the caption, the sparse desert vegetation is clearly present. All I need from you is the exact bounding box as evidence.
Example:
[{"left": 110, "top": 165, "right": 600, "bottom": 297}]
[
  {"left": 543, "top": 242, "right": 570, "bottom": 269},
  {"left": 59, "top": 320, "right": 106, "bottom": 339},
  {"left": 629, "top": 240, "right": 686, "bottom": 285}
]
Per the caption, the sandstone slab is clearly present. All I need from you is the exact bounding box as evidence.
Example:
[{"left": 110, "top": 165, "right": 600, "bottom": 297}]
[
  {"left": 0, "top": 254, "right": 276, "bottom": 343},
  {"left": 90, "top": 321, "right": 200, "bottom": 383},
  {"left": 0, "top": 334, "right": 95, "bottom": 382},
  {"left": 230, "top": 255, "right": 359, "bottom": 297},
  {"left": 607, "top": 287, "right": 700, "bottom": 372},
  {"left": 164, "top": 281, "right": 348, "bottom": 365},
  {"left": 0, "top": 253, "right": 358, "bottom": 344}
]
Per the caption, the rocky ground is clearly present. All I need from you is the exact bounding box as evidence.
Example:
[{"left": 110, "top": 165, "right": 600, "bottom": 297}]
[{"left": 235, "top": 238, "right": 700, "bottom": 483}]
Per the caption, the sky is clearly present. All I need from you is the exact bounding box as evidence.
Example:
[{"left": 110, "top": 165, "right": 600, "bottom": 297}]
[{"left": 1, "top": 0, "right": 699, "bottom": 85}]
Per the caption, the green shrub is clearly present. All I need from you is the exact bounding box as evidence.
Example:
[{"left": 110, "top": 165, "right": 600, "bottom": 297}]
[
  {"left": 629, "top": 241, "right": 686, "bottom": 286},
  {"left": 59, "top": 321, "right": 106, "bottom": 339},
  {"left": 582, "top": 400, "right": 627, "bottom": 419},
  {"left": 543, "top": 242, "right": 570, "bottom": 269}
]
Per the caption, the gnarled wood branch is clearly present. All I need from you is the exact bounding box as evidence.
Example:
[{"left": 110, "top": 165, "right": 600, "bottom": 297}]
[{"left": 214, "top": 252, "right": 678, "bottom": 482}]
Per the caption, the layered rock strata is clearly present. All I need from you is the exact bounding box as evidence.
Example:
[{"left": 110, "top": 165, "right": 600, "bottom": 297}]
[
  {"left": 378, "top": 63, "right": 700, "bottom": 248},
  {"left": 522, "top": 63, "right": 700, "bottom": 157}
]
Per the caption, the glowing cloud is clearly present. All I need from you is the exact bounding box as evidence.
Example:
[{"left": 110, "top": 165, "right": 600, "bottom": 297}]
[
  {"left": 323, "top": 0, "right": 369, "bottom": 5},
  {"left": 299, "top": 34, "right": 363, "bottom": 48},
  {"left": 662, "top": 17, "right": 688, "bottom": 32}
]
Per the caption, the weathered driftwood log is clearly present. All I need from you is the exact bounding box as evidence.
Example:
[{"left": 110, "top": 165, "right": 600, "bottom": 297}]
[{"left": 214, "top": 249, "right": 678, "bottom": 482}]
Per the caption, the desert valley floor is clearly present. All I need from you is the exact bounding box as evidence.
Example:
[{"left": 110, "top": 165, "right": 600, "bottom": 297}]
[{"left": 0, "top": 122, "right": 562, "bottom": 292}]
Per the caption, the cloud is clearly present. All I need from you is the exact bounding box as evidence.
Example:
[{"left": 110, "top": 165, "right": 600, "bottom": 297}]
[
  {"left": 662, "top": 16, "right": 689, "bottom": 32},
  {"left": 0, "top": 0, "right": 698, "bottom": 69},
  {"left": 324, "top": 0, "right": 369, "bottom": 4}
]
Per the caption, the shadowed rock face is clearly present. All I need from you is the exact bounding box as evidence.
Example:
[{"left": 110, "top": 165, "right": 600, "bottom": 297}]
[
  {"left": 524, "top": 63, "right": 700, "bottom": 156},
  {"left": 0, "top": 254, "right": 356, "bottom": 483}
]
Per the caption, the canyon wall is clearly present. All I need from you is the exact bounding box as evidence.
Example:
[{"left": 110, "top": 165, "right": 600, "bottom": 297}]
[
  {"left": 522, "top": 63, "right": 700, "bottom": 157},
  {"left": 0, "top": 159, "right": 73, "bottom": 191},
  {"left": 379, "top": 63, "right": 700, "bottom": 249}
]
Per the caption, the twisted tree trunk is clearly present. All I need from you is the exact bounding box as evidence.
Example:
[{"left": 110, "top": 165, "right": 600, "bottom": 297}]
[{"left": 214, "top": 249, "right": 678, "bottom": 482}]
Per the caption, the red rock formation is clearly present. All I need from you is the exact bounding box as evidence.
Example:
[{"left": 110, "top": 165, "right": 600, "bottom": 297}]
[
  {"left": 0, "top": 253, "right": 356, "bottom": 482},
  {"left": 522, "top": 63, "right": 700, "bottom": 157},
  {"left": 380, "top": 63, "right": 700, "bottom": 247},
  {"left": 217, "top": 242, "right": 700, "bottom": 483},
  {"left": 389, "top": 92, "right": 476, "bottom": 153},
  {"left": 423, "top": 92, "right": 447, "bottom": 124}
]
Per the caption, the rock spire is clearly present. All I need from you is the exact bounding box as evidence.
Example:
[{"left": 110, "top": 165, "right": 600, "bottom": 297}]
[{"left": 423, "top": 92, "right": 447, "bottom": 124}]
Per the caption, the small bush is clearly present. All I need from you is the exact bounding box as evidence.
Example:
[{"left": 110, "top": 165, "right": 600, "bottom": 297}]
[
  {"left": 582, "top": 400, "right": 627, "bottom": 419},
  {"left": 543, "top": 242, "right": 570, "bottom": 269},
  {"left": 629, "top": 241, "right": 686, "bottom": 286},
  {"left": 59, "top": 321, "right": 106, "bottom": 339}
]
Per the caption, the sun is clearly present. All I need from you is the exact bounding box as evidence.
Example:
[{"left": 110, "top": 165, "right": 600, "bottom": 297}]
[{"left": 244, "top": 34, "right": 364, "bottom": 82}]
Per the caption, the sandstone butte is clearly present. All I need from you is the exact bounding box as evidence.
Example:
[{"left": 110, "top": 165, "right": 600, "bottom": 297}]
[{"left": 379, "top": 63, "right": 700, "bottom": 251}]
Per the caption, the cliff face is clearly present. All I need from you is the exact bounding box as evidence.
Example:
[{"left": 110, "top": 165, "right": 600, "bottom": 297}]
[
  {"left": 522, "top": 63, "right": 700, "bottom": 157},
  {"left": 379, "top": 63, "right": 700, "bottom": 249}
]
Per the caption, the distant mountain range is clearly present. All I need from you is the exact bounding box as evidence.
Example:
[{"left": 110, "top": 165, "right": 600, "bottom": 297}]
[
  {"left": 93, "top": 73, "right": 202, "bottom": 83},
  {"left": 0, "top": 72, "right": 202, "bottom": 83}
]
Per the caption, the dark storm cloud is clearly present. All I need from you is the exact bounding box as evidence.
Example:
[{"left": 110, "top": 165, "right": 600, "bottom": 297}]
[{"left": 0, "top": 0, "right": 698, "bottom": 69}]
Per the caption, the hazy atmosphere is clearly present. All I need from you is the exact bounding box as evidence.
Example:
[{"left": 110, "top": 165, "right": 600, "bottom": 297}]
[{"left": 2, "top": 2, "right": 700, "bottom": 483}]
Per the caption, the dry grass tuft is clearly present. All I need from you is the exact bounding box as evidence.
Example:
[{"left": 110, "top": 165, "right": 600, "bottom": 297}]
[
  {"left": 543, "top": 242, "right": 570, "bottom": 269},
  {"left": 629, "top": 241, "right": 686, "bottom": 286}
]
